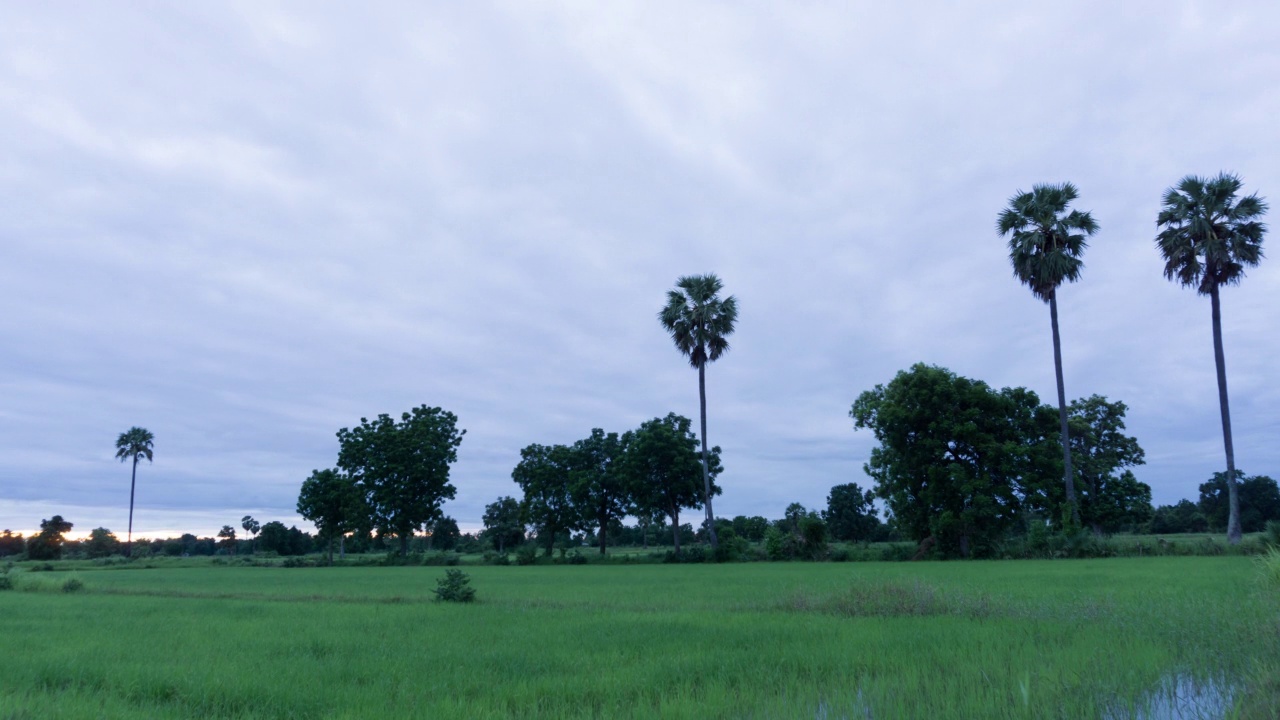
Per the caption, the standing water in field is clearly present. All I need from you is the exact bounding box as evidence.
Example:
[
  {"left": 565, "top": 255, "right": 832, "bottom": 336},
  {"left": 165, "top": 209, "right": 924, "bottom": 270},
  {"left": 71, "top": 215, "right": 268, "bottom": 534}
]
[{"left": 1106, "top": 674, "right": 1233, "bottom": 720}]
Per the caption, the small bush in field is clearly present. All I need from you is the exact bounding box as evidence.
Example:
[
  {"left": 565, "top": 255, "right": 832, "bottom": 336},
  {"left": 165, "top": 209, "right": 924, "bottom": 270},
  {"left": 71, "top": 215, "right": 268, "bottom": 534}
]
[
  {"left": 433, "top": 569, "right": 476, "bottom": 603},
  {"left": 61, "top": 577, "right": 85, "bottom": 593}
]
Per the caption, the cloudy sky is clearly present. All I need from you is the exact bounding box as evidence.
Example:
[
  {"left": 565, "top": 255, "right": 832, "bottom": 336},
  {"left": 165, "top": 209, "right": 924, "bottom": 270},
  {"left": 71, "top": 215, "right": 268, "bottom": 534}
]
[{"left": 2, "top": 2, "right": 1277, "bottom": 538}]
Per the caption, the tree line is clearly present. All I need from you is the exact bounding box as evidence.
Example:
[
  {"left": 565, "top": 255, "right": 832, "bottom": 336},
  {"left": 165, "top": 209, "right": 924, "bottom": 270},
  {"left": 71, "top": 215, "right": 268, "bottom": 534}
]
[{"left": 92, "top": 172, "right": 1268, "bottom": 558}]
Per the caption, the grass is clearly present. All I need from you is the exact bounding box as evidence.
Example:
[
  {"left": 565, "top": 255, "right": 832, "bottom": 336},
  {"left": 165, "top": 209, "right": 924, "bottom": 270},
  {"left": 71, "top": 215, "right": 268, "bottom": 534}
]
[{"left": 1, "top": 557, "right": 1277, "bottom": 719}]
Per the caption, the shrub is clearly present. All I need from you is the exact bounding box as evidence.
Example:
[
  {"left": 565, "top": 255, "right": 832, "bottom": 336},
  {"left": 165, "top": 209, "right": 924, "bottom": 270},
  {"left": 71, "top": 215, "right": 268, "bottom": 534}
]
[
  {"left": 565, "top": 551, "right": 588, "bottom": 565},
  {"left": 515, "top": 545, "right": 539, "bottom": 566},
  {"left": 281, "top": 556, "right": 314, "bottom": 568},
  {"left": 0, "top": 576, "right": 12, "bottom": 591},
  {"left": 433, "top": 569, "right": 476, "bottom": 603},
  {"left": 61, "top": 577, "right": 85, "bottom": 593},
  {"left": 1257, "top": 546, "right": 1280, "bottom": 589},
  {"left": 1266, "top": 520, "right": 1280, "bottom": 549},
  {"left": 485, "top": 551, "right": 511, "bottom": 566}
]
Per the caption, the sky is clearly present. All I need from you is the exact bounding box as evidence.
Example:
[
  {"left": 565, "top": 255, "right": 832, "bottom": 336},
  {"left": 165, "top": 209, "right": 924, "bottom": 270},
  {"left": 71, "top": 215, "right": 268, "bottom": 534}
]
[{"left": 2, "top": 1, "right": 1277, "bottom": 538}]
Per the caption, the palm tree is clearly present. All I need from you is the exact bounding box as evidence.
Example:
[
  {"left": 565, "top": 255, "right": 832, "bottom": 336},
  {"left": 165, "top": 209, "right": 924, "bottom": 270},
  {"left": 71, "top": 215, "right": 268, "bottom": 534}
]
[
  {"left": 1156, "top": 173, "right": 1267, "bottom": 545},
  {"left": 115, "top": 426, "right": 155, "bottom": 557},
  {"left": 659, "top": 274, "right": 738, "bottom": 548},
  {"left": 998, "top": 183, "right": 1098, "bottom": 527}
]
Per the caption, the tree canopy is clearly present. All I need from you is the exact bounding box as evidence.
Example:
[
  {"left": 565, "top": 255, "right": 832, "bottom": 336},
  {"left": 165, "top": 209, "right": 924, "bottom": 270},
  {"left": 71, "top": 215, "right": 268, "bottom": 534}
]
[
  {"left": 336, "top": 406, "right": 464, "bottom": 556},
  {"left": 852, "top": 364, "right": 1058, "bottom": 558},
  {"left": 624, "top": 413, "right": 721, "bottom": 553}
]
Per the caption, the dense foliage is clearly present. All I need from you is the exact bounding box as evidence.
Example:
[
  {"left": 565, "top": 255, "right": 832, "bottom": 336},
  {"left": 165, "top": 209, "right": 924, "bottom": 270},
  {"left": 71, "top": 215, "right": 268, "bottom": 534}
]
[{"left": 336, "top": 406, "right": 465, "bottom": 555}]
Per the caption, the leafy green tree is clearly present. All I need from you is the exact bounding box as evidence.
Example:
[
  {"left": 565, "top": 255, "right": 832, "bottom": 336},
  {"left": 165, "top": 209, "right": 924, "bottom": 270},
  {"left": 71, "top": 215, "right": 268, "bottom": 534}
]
[
  {"left": 998, "top": 183, "right": 1098, "bottom": 527},
  {"left": 1156, "top": 173, "right": 1268, "bottom": 544},
  {"left": 659, "top": 274, "right": 738, "bottom": 548},
  {"left": 1199, "top": 471, "right": 1280, "bottom": 534},
  {"left": 1149, "top": 500, "right": 1209, "bottom": 534},
  {"left": 482, "top": 496, "right": 524, "bottom": 553},
  {"left": 217, "top": 525, "right": 237, "bottom": 553},
  {"left": 730, "top": 515, "right": 770, "bottom": 542},
  {"left": 852, "top": 364, "right": 1058, "bottom": 558},
  {"left": 0, "top": 530, "right": 24, "bottom": 557},
  {"left": 1064, "top": 396, "right": 1152, "bottom": 533},
  {"left": 513, "top": 443, "right": 578, "bottom": 557},
  {"left": 336, "top": 406, "right": 465, "bottom": 556},
  {"left": 28, "top": 516, "right": 74, "bottom": 560},
  {"left": 297, "top": 468, "right": 368, "bottom": 564},
  {"left": 241, "top": 516, "right": 260, "bottom": 553},
  {"left": 624, "top": 413, "right": 721, "bottom": 554},
  {"left": 84, "top": 527, "right": 121, "bottom": 558},
  {"left": 258, "top": 521, "right": 290, "bottom": 555},
  {"left": 425, "top": 515, "right": 460, "bottom": 551},
  {"left": 824, "top": 483, "right": 880, "bottom": 542},
  {"left": 570, "top": 429, "right": 631, "bottom": 554},
  {"left": 115, "top": 426, "right": 155, "bottom": 557}
]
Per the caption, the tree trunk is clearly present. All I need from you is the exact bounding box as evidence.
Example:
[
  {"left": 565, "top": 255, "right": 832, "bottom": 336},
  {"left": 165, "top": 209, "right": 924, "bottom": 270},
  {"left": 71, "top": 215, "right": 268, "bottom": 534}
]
[
  {"left": 126, "top": 456, "right": 138, "bottom": 558},
  {"left": 598, "top": 511, "right": 608, "bottom": 555},
  {"left": 698, "top": 363, "right": 719, "bottom": 548},
  {"left": 399, "top": 533, "right": 409, "bottom": 556},
  {"left": 671, "top": 510, "right": 680, "bottom": 554},
  {"left": 1049, "top": 291, "right": 1081, "bottom": 527},
  {"left": 327, "top": 537, "right": 334, "bottom": 566},
  {"left": 1211, "top": 286, "right": 1242, "bottom": 545},
  {"left": 340, "top": 535, "right": 346, "bottom": 560}
]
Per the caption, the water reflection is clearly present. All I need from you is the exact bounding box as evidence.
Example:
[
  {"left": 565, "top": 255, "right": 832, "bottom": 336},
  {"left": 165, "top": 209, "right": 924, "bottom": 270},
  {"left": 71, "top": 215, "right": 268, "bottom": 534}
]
[{"left": 1107, "top": 674, "right": 1233, "bottom": 720}]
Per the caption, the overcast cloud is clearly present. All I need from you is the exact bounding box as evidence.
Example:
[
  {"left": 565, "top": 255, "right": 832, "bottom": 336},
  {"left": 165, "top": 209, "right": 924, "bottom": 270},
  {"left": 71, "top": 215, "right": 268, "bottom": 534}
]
[{"left": 2, "top": 1, "right": 1277, "bottom": 537}]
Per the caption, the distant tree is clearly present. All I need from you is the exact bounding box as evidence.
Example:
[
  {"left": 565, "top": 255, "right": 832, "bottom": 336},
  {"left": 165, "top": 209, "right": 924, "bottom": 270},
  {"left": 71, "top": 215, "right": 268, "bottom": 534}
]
[
  {"left": 217, "top": 525, "right": 237, "bottom": 554},
  {"left": 660, "top": 274, "right": 738, "bottom": 548},
  {"left": 425, "top": 516, "right": 460, "bottom": 551},
  {"left": 115, "top": 426, "right": 155, "bottom": 557},
  {"left": 241, "top": 516, "right": 261, "bottom": 553},
  {"left": 998, "top": 182, "right": 1098, "bottom": 527},
  {"left": 84, "top": 527, "right": 121, "bottom": 558},
  {"left": 1063, "top": 396, "right": 1152, "bottom": 533},
  {"left": 824, "top": 483, "right": 880, "bottom": 542},
  {"left": 482, "top": 496, "right": 524, "bottom": 554},
  {"left": 336, "top": 406, "right": 465, "bottom": 556},
  {"left": 0, "top": 530, "right": 24, "bottom": 557},
  {"left": 297, "top": 468, "right": 368, "bottom": 564},
  {"left": 1199, "top": 472, "right": 1280, "bottom": 534},
  {"left": 852, "top": 364, "right": 1058, "bottom": 558},
  {"left": 28, "top": 516, "right": 74, "bottom": 560},
  {"left": 570, "top": 429, "right": 632, "bottom": 555},
  {"left": 513, "top": 443, "right": 577, "bottom": 557},
  {"left": 1156, "top": 172, "right": 1268, "bottom": 544},
  {"left": 625, "top": 413, "right": 721, "bottom": 554},
  {"left": 258, "top": 521, "right": 291, "bottom": 555},
  {"left": 1149, "top": 500, "right": 1209, "bottom": 535},
  {"left": 731, "top": 515, "right": 770, "bottom": 542}
]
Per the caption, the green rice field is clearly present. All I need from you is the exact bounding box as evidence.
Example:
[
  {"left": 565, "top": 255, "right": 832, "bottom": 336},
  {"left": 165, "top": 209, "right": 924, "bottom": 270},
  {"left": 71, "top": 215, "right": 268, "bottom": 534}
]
[{"left": 2, "top": 557, "right": 1277, "bottom": 719}]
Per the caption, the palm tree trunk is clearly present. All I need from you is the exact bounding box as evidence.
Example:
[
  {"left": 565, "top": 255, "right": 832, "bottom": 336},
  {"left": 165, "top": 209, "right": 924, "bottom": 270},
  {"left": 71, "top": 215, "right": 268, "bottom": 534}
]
[
  {"left": 1049, "top": 292, "right": 1081, "bottom": 527},
  {"left": 698, "top": 363, "right": 719, "bottom": 548},
  {"left": 126, "top": 456, "right": 138, "bottom": 557},
  {"left": 1210, "top": 286, "right": 1242, "bottom": 544}
]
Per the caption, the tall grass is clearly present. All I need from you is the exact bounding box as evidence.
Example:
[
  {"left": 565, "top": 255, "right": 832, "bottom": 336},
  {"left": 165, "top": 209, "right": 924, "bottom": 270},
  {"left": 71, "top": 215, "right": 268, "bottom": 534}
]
[{"left": 0, "top": 558, "right": 1275, "bottom": 719}]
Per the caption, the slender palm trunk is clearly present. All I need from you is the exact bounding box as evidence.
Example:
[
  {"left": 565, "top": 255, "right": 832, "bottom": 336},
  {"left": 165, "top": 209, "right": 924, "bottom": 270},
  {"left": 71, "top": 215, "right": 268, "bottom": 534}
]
[
  {"left": 126, "top": 456, "right": 138, "bottom": 557},
  {"left": 698, "top": 363, "right": 719, "bottom": 548},
  {"left": 1049, "top": 292, "right": 1081, "bottom": 527},
  {"left": 1210, "top": 286, "right": 1242, "bottom": 544}
]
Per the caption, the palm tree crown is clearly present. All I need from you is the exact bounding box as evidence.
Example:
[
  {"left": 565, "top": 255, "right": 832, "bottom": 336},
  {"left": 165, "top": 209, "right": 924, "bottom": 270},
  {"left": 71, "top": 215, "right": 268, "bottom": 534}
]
[
  {"left": 998, "top": 182, "right": 1098, "bottom": 301},
  {"left": 115, "top": 427, "right": 155, "bottom": 465},
  {"left": 659, "top": 274, "right": 738, "bottom": 367},
  {"left": 1156, "top": 173, "right": 1267, "bottom": 294}
]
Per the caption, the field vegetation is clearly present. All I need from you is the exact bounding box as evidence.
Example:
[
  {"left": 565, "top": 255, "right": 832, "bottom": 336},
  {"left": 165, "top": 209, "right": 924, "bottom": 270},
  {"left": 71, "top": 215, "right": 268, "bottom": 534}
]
[{"left": 2, "top": 556, "right": 1277, "bottom": 719}]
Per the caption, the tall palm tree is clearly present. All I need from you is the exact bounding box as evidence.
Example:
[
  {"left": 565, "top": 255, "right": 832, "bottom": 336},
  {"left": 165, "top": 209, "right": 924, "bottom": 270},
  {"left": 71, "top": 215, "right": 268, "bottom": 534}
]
[
  {"left": 998, "top": 183, "right": 1098, "bottom": 527},
  {"left": 1156, "top": 173, "right": 1267, "bottom": 545},
  {"left": 659, "top": 274, "right": 738, "bottom": 548},
  {"left": 115, "top": 426, "right": 155, "bottom": 557}
]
